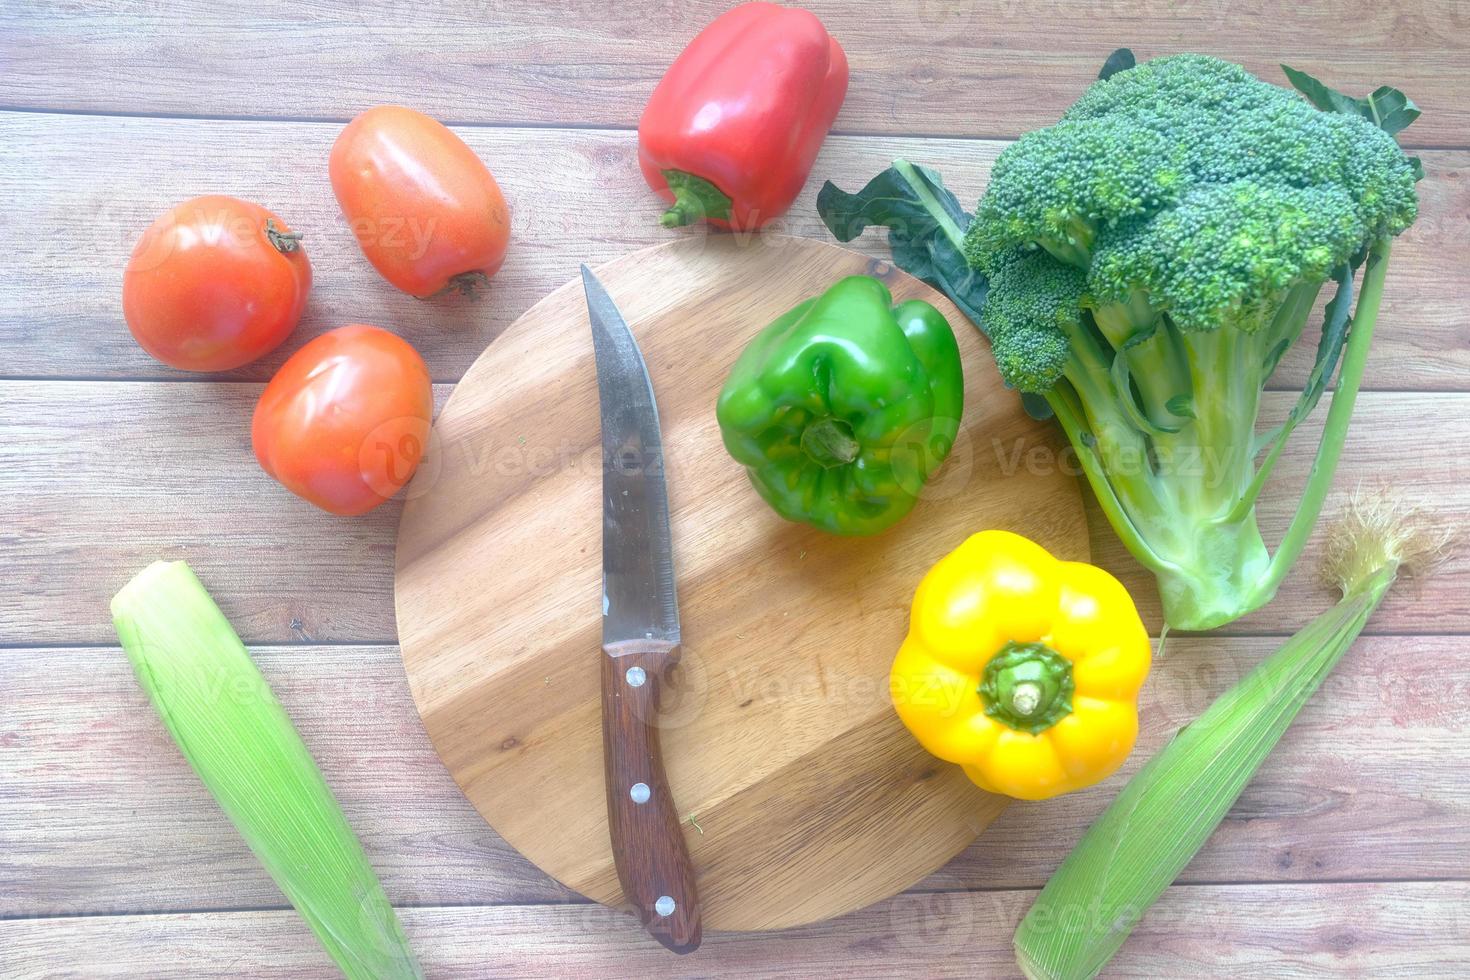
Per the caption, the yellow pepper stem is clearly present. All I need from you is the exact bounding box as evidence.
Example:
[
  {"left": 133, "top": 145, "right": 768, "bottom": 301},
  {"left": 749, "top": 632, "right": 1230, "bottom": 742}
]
[
  {"left": 1010, "top": 682, "right": 1043, "bottom": 715},
  {"left": 979, "top": 641, "right": 1075, "bottom": 735}
]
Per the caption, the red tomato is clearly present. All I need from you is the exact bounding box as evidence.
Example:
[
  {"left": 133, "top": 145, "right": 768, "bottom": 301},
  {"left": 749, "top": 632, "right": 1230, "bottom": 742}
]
[
  {"left": 122, "top": 195, "right": 311, "bottom": 372},
  {"left": 253, "top": 325, "right": 433, "bottom": 516},
  {"left": 329, "top": 106, "right": 511, "bottom": 298}
]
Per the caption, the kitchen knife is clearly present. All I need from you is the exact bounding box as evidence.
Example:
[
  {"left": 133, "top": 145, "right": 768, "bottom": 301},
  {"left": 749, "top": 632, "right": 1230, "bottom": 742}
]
[{"left": 582, "top": 265, "right": 702, "bottom": 954}]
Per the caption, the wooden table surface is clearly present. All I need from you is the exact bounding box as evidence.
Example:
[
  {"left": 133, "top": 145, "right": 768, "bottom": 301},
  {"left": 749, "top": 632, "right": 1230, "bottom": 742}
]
[{"left": 2, "top": 2, "right": 1467, "bottom": 977}]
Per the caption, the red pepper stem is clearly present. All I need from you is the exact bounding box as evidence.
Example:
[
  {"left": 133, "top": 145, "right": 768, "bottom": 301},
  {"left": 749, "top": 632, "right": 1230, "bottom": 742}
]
[
  {"left": 661, "top": 202, "right": 695, "bottom": 228},
  {"left": 659, "top": 169, "right": 734, "bottom": 228}
]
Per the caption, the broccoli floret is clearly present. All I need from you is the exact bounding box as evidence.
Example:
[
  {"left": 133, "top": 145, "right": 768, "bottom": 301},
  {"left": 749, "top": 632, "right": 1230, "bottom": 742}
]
[
  {"left": 1092, "top": 181, "right": 1365, "bottom": 333},
  {"left": 976, "top": 247, "right": 1087, "bottom": 392},
  {"left": 963, "top": 54, "right": 1420, "bottom": 630}
]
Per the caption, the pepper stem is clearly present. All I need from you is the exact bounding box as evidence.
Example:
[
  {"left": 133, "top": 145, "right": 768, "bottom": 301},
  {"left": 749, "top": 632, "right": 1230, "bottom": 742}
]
[
  {"left": 1009, "top": 681, "right": 1042, "bottom": 716},
  {"left": 979, "top": 641, "right": 1075, "bottom": 735},
  {"left": 659, "top": 169, "right": 733, "bottom": 228},
  {"left": 801, "top": 418, "right": 860, "bottom": 468}
]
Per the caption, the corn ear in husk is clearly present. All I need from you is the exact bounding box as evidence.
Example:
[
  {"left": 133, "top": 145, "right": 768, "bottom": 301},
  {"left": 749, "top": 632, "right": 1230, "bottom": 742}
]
[{"left": 112, "top": 560, "right": 422, "bottom": 980}]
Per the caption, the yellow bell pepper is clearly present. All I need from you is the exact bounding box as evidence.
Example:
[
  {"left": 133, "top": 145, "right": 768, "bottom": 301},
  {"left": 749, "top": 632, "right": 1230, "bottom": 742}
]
[{"left": 890, "top": 530, "right": 1150, "bottom": 801}]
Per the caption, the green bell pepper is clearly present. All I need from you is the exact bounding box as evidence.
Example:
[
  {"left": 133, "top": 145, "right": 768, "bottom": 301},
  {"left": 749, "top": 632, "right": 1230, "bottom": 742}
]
[{"left": 716, "top": 275, "right": 964, "bottom": 536}]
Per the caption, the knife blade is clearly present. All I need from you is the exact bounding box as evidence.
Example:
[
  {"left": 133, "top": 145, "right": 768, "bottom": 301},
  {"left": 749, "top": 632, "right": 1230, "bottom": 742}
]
[{"left": 582, "top": 264, "right": 702, "bottom": 954}]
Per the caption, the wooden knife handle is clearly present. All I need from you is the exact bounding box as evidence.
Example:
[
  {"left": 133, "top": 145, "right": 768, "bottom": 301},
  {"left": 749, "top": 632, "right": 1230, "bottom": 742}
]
[{"left": 601, "top": 638, "right": 702, "bottom": 954}]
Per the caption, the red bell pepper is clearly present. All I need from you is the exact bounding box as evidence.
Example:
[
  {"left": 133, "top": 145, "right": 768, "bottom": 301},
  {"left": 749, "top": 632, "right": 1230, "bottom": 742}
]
[{"left": 638, "top": 3, "right": 848, "bottom": 231}]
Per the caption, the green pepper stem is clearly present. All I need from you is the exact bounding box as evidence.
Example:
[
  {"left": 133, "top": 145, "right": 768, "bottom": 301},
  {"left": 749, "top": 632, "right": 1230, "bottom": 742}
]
[{"left": 800, "top": 418, "right": 860, "bottom": 468}]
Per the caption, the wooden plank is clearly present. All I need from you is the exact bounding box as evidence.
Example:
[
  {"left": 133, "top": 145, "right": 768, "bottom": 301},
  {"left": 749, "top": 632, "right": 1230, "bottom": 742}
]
[
  {"left": 1, "top": 112, "right": 1466, "bottom": 389},
  {"left": 0, "top": 644, "right": 555, "bottom": 919},
  {"left": 1, "top": 1, "right": 1466, "bottom": 146},
  {"left": 2, "top": 383, "right": 1465, "bottom": 645},
  {"left": 4, "top": 883, "right": 1468, "bottom": 978},
  {"left": 0, "top": 381, "right": 419, "bottom": 646},
  {"left": 5, "top": 638, "right": 1466, "bottom": 917}
]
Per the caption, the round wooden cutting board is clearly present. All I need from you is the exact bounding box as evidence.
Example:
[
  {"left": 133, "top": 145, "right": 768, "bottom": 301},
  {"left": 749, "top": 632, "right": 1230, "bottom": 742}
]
[{"left": 395, "top": 234, "right": 1088, "bottom": 932}]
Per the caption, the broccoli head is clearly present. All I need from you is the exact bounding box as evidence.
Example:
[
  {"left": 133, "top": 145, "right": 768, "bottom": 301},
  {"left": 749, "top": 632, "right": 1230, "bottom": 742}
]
[
  {"left": 966, "top": 54, "right": 1417, "bottom": 289},
  {"left": 961, "top": 54, "right": 1421, "bottom": 630}
]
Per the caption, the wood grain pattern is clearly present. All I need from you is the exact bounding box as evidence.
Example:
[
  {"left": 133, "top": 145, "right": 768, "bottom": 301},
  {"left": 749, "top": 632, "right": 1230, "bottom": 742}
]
[
  {"left": 394, "top": 236, "right": 1089, "bottom": 930},
  {"left": 5, "top": 637, "right": 1467, "bottom": 918},
  {"left": 5, "top": 883, "right": 1468, "bottom": 978},
  {"left": 2, "top": 1, "right": 1467, "bottom": 145},
  {"left": 3, "top": 383, "right": 1465, "bottom": 647},
  {"left": 2, "top": 112, "right": 1466, "bottom": 388}
]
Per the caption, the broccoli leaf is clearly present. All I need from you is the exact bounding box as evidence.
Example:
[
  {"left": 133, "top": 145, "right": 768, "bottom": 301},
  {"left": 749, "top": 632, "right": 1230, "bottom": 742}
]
[
  {"left": 818, "top": 161, "right": 1036, "bottom": 412},
  {"left": 1292, "top": 261, "right": 1356, "bottom": 425},
  {"left": 1020, "top": 392, "right": 1055, "bottom": 421},
  {"left": 1256, "top": 262, "right": 1356, "bottom": 457},
  {"left": 1281, "top": 65, "right": 1423, "bottom": 179},
  {"left": 1098, "top": 48, "right": 1136, "bottom": 80},
  {"left": 1280, "top": 64, "right": 1421, "bottom": 135},
  {"left": 817, "top": 159, "right": 988, "bottom": 324}
]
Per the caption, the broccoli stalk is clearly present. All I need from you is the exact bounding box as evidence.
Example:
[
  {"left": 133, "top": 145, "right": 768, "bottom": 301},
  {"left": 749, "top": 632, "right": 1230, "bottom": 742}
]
[
  {"left": 818, "top": 53, "right": 1420, "bottom": 631},
  {"left": 1039, "top": 238, "right": 1392, "bottom": 629}
]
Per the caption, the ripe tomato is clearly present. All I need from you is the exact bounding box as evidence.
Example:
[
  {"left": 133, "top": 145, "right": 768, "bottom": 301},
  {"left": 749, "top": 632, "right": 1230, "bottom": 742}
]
[
  {"left": 122, "top": 195, "right": 311, "bottom": 372},
  {"left": 330, "top": 106, "right": 511, "bottom": 298},
  {"left": 253, "top": 325, "right": 433, "bottom": 516}
]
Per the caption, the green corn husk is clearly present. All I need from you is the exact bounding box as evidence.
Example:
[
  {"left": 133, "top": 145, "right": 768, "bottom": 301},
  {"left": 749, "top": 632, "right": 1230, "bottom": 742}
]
[
  {"left": 1014, "top": 495, "right": 1448, "bottom": 980},
  {"left": 112, "top": 560, "right": 423, "bottom": 980}
]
